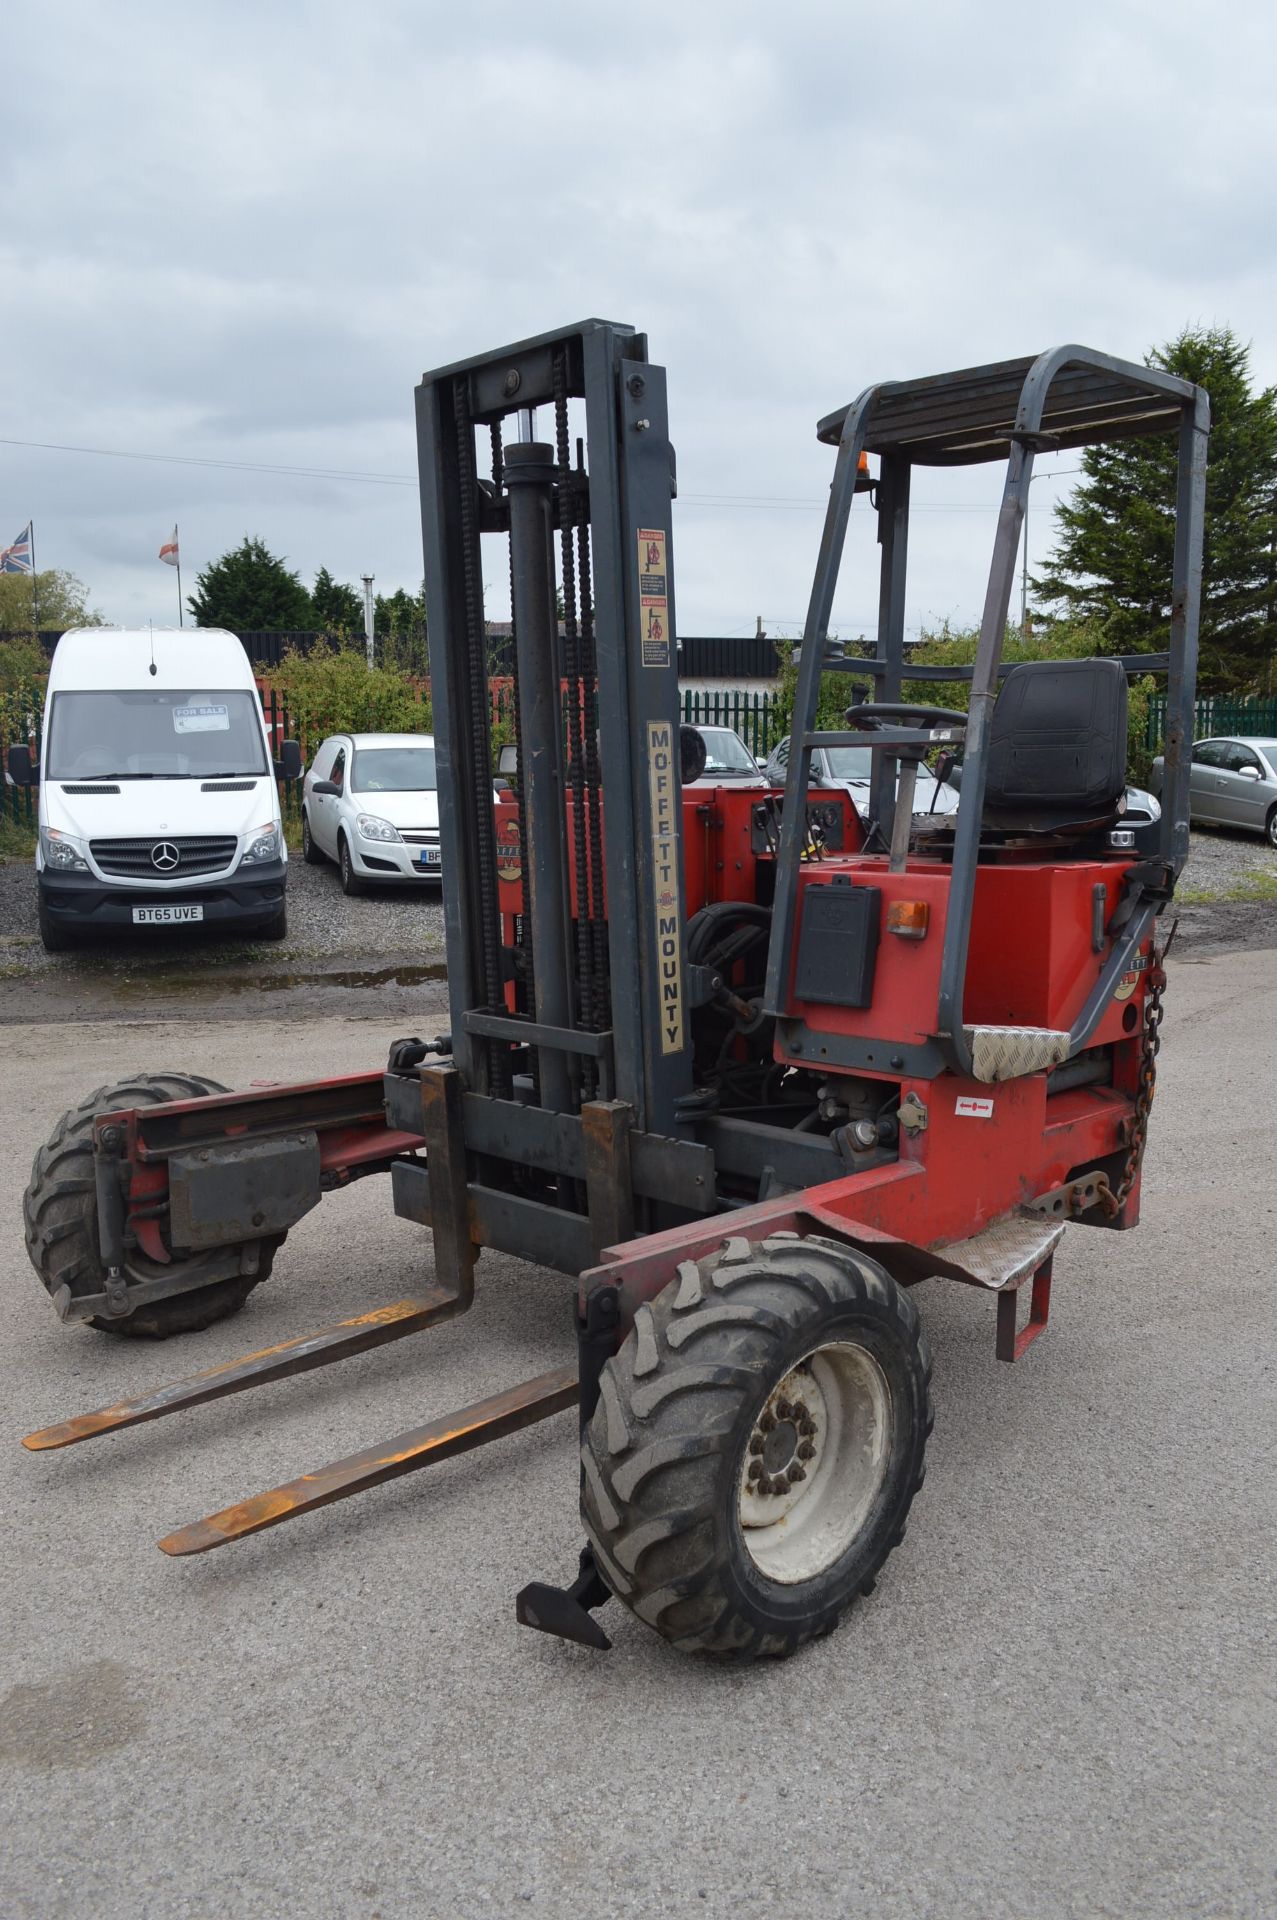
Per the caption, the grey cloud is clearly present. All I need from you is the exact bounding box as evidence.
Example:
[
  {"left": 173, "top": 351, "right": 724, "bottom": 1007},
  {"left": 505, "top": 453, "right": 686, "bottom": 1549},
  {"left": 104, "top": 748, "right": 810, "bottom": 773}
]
[{"left": 1, "top": 0, "right": 1274, "bottom": 632}]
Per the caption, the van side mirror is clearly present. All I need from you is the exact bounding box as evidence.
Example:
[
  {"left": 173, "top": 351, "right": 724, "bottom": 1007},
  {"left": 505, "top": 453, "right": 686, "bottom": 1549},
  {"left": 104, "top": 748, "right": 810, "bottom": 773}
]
[
  {"left": 274, "top": 739, "right": 303, "bottom": 782},
  {"left": 497, "top": 744, "right": 518, "bottom": 778},
  {"left": 7, "top": 744, "right": 35, "bottom": 786}
]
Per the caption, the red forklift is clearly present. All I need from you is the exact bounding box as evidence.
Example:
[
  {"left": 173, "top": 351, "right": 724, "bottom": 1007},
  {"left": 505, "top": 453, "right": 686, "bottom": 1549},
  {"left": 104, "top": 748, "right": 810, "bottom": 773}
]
[{"left": 19, "top": 323, "right": 1207, "bottom": 1659}]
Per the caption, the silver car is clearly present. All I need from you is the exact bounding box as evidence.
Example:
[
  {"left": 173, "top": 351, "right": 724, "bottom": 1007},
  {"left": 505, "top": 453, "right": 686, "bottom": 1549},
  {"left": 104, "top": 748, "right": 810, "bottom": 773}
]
[
  {"left": 1150, "top": 737, "right": 1277, "bottom": 848},
  {"left": 762, "top": 734, "right": 959, "bottom": 815}
]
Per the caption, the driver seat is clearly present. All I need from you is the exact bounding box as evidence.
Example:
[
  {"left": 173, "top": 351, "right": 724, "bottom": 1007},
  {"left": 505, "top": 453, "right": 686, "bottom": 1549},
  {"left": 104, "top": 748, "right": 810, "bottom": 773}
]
[{"left": 981, "top": 657, "right": 1128, "bottom": 835}]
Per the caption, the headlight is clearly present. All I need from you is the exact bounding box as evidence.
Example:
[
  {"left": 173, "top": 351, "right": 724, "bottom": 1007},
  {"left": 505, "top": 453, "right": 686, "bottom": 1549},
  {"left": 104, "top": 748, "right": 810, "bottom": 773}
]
[
  {"left": 240, "top": 822, "right": 280, "bottom": 865},
  {"left": 40, "top": 827, "right": 89, "bottom": 871},
  {"left": 356, "top": 813, "right": 402, "bottom": 844}
]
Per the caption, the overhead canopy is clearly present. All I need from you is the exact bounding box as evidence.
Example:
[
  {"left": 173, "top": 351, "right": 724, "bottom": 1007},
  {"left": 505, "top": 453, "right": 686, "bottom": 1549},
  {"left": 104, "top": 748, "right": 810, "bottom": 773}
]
[{"left": 816, "top": 351, "right": 1197, "bottom": 466}]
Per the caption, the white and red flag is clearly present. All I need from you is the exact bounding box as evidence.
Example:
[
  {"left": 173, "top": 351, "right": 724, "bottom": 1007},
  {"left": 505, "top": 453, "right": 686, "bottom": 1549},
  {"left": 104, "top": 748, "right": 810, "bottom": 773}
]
[{"left": 159, "top": 526, "right": 179, "bottom": 567}]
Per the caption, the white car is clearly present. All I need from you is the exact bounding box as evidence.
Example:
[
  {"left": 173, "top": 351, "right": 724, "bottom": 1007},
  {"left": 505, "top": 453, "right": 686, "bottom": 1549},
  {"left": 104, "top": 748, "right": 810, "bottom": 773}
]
[
  {"left": 302, "top": 733, "right": 445, "bottom": 894},
  {"left": 762, "top": 734, "right": 960, "bottom": 816},
  {"left": 686, "top": 724, "right": 765, "bottom": 784}
]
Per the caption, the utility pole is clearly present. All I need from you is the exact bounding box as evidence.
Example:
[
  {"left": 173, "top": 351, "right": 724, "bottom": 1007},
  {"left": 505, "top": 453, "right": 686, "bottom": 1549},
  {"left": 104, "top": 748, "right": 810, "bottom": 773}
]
[
  {"left": 361, "top": 575, "right": 375, "bottom": 669},
  {"left": 1021, "top": 469, "right": 1081, "bottom": 632}
]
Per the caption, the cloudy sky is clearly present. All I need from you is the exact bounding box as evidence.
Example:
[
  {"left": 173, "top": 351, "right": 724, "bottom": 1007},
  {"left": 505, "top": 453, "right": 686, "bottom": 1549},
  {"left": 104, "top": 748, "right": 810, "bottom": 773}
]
[{"left": 4, "top": 1, "right": 1275, "bottom": 643}]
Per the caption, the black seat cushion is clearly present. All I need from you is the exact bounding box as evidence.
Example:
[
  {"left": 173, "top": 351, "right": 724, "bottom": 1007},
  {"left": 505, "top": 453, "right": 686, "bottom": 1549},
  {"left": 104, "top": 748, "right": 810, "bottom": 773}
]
[{"left": 983, "top": 658, "right": 1127, "bottom": 828}]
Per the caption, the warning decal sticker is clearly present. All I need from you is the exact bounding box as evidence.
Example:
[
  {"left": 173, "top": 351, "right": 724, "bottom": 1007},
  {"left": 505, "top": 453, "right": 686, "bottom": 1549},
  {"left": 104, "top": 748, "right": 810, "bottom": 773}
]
[
  {"left": 955, "top": 1096, "right": 995, "bottom": 1119},
  {"left": 638, "top": 528, "right": 672, "bottom": 668},
  {"left": 647, "top": 719, "right": 684, "bottom": 1053},
  {"left": 496, "top": 818, "right": 522, "bottom": 885}
]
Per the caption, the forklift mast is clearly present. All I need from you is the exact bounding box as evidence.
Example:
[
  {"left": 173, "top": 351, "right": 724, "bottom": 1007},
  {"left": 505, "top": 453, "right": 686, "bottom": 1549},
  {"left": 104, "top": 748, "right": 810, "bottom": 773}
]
[{"left": 415, "top": 320, "right": 693, "bottom": 1138}]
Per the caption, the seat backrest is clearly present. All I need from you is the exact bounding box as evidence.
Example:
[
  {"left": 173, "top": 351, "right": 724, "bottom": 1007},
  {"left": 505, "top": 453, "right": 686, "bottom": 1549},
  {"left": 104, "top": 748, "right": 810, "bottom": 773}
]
[{"left": 984, "top": 658, "right": 1127, "bottom": 821}]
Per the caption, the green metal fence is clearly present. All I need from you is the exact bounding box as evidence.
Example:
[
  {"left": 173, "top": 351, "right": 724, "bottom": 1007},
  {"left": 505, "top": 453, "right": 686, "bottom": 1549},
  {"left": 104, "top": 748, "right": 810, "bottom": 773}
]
[
  {"left": 1147, "top": 695, "right": 1277, "bottom": 752},
  {"left": 0, "top": 684, "right": 43, "bottom": 829},
  {"left": 680, "top": 687, "right": 782, "bottom": 762}
]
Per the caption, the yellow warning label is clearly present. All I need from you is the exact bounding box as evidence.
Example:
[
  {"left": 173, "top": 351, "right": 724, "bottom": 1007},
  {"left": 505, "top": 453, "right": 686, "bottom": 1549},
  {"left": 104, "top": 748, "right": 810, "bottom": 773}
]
[
  {"left": 647, "top": 719, "right": 684, "bottom": 1053},
  {"left": 638, "top": 527, "right": 672, "bottom": 668}
]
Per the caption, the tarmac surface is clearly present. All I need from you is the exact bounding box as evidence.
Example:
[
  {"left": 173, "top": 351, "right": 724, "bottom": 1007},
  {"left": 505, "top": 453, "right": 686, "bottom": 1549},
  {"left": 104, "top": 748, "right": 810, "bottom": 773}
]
[{"left": 1, "top": 949, "right": 1274, "bottom": 1919}]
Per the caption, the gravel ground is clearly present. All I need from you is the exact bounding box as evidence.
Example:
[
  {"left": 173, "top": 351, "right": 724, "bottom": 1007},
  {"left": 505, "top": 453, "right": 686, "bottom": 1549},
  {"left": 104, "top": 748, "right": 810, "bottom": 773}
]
[
  {"left": 1, "top": 954, "right": 1274, "bottom": 1919},
  {"left": 0, "top": 856, "right": 450, "bottom": 1025}
]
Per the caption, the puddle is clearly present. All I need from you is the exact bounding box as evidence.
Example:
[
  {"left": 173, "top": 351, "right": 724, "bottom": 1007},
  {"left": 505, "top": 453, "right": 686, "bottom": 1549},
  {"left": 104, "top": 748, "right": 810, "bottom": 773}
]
[{"left": 111, "top": 961, "right": 448, "bottom": 998}]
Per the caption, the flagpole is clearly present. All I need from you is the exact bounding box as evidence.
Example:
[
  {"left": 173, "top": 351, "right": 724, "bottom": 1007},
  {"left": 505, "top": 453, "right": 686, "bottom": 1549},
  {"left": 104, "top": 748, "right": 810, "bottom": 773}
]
[
  {"left": 29, "top": 522, "right": 39, "bottom": 634},
  {"left": 175, "top": 527, "right": 183, "bottom": 627}
]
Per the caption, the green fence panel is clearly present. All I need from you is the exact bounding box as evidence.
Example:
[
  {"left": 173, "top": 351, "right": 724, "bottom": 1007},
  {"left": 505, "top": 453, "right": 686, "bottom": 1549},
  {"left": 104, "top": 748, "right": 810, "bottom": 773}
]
[
  {"left": 0, "top": 684, "right": 43, "bottom": 828},
  {"left": 680, "top": 687, "right": 781, "bottom": 763},
  {"left": 1147, "top": 695, "right": 1277, "bottom": 753}
]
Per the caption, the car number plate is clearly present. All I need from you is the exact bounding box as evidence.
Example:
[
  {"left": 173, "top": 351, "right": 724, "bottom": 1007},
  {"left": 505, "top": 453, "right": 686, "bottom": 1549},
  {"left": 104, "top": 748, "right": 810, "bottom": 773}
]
[
  {"left": 132, "top": 903, "right": 204, "bottom": 925},
  {"left": 419, "top": 849, "right": 441, "bottom": 867}
]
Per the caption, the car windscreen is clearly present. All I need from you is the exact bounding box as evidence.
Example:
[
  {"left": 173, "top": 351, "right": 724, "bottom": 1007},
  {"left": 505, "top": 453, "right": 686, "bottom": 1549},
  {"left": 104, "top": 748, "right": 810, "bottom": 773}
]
[
  {"left": 351, "top": 744, "right": 437, "bottom": 792},
  {"left": 698, "top": 729, "right": 756, "bottom": 773},
  {"left": 823, "top": 746, "right": 874, "bottom": 781},
  {"left": 46, "top": 689, "right": 269, "bottom": 779}
]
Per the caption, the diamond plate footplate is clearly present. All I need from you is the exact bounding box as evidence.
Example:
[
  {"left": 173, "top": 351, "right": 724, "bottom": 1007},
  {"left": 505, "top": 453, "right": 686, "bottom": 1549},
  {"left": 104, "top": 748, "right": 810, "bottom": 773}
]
[
  {"left": 937, "top": 1210, "right": 1066, "bottom": 1290},
  {"left": 963, "top": 1025, "right": 1070, "bottom": 1083}
]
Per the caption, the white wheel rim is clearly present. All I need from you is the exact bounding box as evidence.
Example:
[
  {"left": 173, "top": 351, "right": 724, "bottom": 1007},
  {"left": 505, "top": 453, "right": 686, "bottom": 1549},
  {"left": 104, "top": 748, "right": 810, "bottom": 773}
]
[{"left": 737, "top": 1342, "right": 893, "bottom": 1585}]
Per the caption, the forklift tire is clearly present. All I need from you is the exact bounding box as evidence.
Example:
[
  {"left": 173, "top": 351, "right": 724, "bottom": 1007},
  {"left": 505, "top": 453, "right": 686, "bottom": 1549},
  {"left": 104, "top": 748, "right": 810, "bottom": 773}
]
[
  {"left": 581, "top": 1233, "right": 932, "bottom": 1660},
  {"left": 23, "top": 1072, "right": 283, "bottom": 1339},
  {"left": 301, "top": 809, "right": 325, "bottom": 864},
  {"left": 338, "top": 834, "right": 365, "bottom": 897}
]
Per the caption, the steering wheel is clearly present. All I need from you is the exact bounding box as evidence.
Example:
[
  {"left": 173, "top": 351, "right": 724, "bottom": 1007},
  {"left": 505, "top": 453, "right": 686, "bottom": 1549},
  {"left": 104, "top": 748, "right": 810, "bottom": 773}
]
[{"left": 844, "top": 701, "right": 968, "bottom": 732}]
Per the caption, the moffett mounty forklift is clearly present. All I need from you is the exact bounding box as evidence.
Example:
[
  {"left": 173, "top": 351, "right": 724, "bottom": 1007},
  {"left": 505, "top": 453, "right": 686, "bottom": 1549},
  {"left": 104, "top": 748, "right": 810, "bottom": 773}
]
[{"left": 20, "top": 322, "right": 1208, "bottom": 1660}]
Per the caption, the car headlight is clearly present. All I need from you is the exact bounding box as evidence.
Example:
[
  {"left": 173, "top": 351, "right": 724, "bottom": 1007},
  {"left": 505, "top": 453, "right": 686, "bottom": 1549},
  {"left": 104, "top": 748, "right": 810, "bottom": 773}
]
[
  {"left": 40, "top": 827, "right": 89, "bottom": 871},
  {"left": 240, "top": 822, "right": 280, "bottom": 865},
  {"left": 356, "top": 813, "right": 402, "bottom": 843}
]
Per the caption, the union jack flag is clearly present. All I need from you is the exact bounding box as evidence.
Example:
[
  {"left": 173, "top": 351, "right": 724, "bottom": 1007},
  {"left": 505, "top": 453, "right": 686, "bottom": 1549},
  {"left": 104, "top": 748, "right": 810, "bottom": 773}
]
[{"left": 0, "top": 522, "right": 33, "bottom": 574}]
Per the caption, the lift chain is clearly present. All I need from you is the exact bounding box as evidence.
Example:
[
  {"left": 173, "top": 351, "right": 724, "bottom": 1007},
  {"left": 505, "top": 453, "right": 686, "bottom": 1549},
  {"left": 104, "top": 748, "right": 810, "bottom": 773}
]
[{"left": 1105, "top": 920, "right": 1176, "bottom": 1217}]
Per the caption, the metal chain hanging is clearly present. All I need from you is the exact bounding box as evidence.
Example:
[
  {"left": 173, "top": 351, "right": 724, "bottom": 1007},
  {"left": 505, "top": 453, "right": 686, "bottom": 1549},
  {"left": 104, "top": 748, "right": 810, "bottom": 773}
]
[{"left": 1105, "top": 920, "right": 1177, "bottom": 1217}]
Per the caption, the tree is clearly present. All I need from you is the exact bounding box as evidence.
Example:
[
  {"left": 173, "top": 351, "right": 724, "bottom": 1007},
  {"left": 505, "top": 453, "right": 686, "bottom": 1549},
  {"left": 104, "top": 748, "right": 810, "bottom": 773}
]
[
  {"left": 311, "top": 567, "right": 364, "bottom": 639},
  {"left": 187, "top": 537, "right": 313, "bottom": 631},
  {"left": 0, "top": 567, "right": 103, "bottom": 635},
  {"left": 1034, "top": 327, "right": 1277, "bottom": 694},
  {"left": 375, "top": 583, "right": 428, "bottom": 674}
]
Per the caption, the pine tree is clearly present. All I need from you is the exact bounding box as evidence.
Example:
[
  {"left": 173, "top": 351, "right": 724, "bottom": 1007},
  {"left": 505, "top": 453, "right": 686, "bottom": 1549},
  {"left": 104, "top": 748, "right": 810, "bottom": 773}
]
[
  {"left": 1035, "top": 327, "right": 1277, "bottom": 693},
  {"left": 187, "top": 537, "right": 313, "bottom": 632},
  {"left": 311, "top": 567, "right": 364, "bottom": 638}
]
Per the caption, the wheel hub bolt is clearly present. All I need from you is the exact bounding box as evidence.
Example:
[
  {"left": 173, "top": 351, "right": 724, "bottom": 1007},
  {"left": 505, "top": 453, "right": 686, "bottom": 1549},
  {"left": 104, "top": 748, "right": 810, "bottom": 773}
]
[
  {"left": 747, "top": 1459, "right": 763, "bottom": 1481},
  {"left": 797, "top": 1439, "right": 816, "bottom": 1460},
  {"left": 748, "top": 1435, "right": 765, "bottom": 1456},
  {"left": 787, "top": 1463, "right": 806, "bottom": 1484}
]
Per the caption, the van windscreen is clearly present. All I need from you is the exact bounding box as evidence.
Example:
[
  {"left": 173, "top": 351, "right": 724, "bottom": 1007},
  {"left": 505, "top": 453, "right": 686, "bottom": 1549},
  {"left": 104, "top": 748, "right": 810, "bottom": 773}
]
[{"left": 47, "top": 690, "right": 269, "bottom": 779}]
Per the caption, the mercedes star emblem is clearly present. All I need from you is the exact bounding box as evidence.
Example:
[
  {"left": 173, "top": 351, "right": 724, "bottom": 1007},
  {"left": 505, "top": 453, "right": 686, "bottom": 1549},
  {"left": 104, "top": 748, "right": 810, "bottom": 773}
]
[{"left": 151, "top": 841, "right": 180, "bottom": 872}]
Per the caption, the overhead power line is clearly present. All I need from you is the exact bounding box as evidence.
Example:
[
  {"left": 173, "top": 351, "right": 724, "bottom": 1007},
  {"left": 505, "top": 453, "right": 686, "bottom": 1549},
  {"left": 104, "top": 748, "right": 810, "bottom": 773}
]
[{"left": 0, "top": 435, "right": 1082, "bottom": 513}]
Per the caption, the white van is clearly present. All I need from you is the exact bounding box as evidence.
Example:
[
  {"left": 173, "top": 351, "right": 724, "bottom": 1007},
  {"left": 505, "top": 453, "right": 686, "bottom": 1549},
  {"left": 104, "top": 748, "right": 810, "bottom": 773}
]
[{"left": 12, "top": 627, "right": 300, "bottom": 952}]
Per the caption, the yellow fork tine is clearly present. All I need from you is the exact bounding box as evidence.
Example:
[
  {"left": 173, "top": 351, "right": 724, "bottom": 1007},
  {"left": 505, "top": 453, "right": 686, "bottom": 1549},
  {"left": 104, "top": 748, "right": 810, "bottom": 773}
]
[{"left": 157, "top": 1366, "right": 579, "bottom": 1555}]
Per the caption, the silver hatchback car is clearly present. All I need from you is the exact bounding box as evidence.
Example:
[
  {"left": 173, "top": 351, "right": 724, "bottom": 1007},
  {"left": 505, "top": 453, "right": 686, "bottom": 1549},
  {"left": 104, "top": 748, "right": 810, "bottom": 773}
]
[{"left": 1150, "top": 737, "right": 1277, "bottom": 848}]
